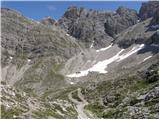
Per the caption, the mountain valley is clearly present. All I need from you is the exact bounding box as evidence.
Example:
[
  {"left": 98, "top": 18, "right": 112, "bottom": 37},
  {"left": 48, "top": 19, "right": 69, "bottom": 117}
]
[{"left": 1, "top": 1, "right": 159, "bottom": 119}]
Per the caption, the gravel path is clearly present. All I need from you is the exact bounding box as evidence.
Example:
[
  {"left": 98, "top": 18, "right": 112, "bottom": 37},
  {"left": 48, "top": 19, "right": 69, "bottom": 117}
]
[{"left": 68, "top": 88, "right": 91, "bottom": 119}]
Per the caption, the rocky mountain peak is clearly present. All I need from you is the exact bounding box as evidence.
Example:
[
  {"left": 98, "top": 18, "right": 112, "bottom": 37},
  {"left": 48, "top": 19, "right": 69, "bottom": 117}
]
[
  {"left": 139, "top": 1, "right": 159, "bottom": 21},
  {"left": 116, "top": 6, "right": 138, "bottom": 16},
  {"left": 40, "top": 16, "right": 57, "bottom": 25},
  {"left": 63, "top": 6, "right": 79, "bottom": 18},
  {"left": 58, "top": 6, "right": 139, "bottom": 48}
]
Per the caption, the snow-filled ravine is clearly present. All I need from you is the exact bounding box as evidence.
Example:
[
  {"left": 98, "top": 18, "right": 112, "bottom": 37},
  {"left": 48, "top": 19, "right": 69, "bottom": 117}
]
[
  {"left": 96, "top": 43, "right": 113, "bottom": 52},
  {"left": 66, "top": 44, "right": 145, "bottom": 78},
  {"left": 143, "top": 55, "right": 152, "bottom": 62}
]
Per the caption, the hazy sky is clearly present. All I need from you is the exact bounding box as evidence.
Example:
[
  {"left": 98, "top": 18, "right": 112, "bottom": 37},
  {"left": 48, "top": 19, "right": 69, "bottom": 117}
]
[{"left": 1, "top": 1, "right": 144, "bottom": 20}]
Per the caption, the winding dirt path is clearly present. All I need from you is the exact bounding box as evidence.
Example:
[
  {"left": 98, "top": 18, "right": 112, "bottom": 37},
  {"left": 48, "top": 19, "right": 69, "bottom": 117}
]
[{"left": 68, "top": 88, "right": 92, "bottom": 119}]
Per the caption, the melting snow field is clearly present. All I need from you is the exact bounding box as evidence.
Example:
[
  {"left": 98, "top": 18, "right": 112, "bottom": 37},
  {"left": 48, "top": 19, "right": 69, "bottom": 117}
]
[
  {"left": 96, "top": 44, "right": 113, "bottom": 52},
  {"left": 143, "top": 56, "right": 152, "bottom": 62},
  {"left": 27, "top": 59, "right": 31, "bottom": 63},
  {"left": 66, "top": 34, "right": 70, "bottom": 36},
  {"left": 66, "top": 44, "right": 145, "bottom": 78},
  {"left": 9, "top": 56, "right": 13, "bottom": 60},
  {"left": 117, "top": 44, "right": 145, "bottom": 62},
  {"left": 70, "top": 82, "right": 75, "bottom": 85},
  {"left": 90, "top": 41, "right": 94, "bottom": 48}
]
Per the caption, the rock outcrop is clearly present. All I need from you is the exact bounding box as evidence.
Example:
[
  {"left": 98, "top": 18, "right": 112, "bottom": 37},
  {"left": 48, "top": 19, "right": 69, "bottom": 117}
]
[
  {"left": 139, "top": 1, "right": 159, "bottom": 21},
  {"left": 40, "top": 16, "right": 57, "bottom": 26},
  {"left": 104, "top": 7, "right": 138, "bottom": 37},
  {"left": 1, "top": 8, "right": 81, "bottom": 61},
  {"left": 114, "top": 18, "right": 159, "bottom": 49},
  {"left": 58, "top": 6, "right": 138, "bottom": 48}
]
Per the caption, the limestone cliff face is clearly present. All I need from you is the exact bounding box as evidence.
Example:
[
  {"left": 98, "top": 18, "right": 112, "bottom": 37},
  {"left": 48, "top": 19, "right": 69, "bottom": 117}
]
[
  {"left": 58, "top": 6, "right": 138, "bottom": 48},
  {"left": 115, "top": 18, "right": 159, "bottom": 49},
  {"left": 139, "top": 1, "right": 159, "bottom": 21},
  {"left": 40, "top": 16, "right": 57, "bottom": 26},
  {"left": 104, "top": 7, "right": 138, "bottom": 37},
  {"left": 1, "top": 8, "right": 81, "bottom": 62}
]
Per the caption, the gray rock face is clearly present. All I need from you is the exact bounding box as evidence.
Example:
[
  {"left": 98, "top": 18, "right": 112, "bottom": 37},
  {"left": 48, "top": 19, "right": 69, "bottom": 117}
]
[
  {"left": 144, "top": 87, "right": 159, "bottom": 101},
  {"left": 139, "top": 1, "right": 159, "bottom": 21},
  {"left": 58, "top": 6, "right": 138, "bottom": 48},
  {"left": 40, "top": 16, "right": 57, "bottom": 26},
  {"left": 114, "top": 18, "right": 159, "bottom": 49},
  {"left": 150, "top": 9, "right": 159, "bottom": 25},
  {"left": 58, "top": 6, "right": 113, "bottom": 49},
  {"left": 104, "top": 7, "right": 138, "bottom": 37},
  {"left": 1, "top": 8, "right": 81, "bottom": 61}
]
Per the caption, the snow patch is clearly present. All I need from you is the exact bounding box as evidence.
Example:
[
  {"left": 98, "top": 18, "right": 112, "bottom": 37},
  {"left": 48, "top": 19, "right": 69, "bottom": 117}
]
[
  {"left": 27, "top": 59, "right": 31, "bottom": 63},
  {"left": 117, "top": 44, "right": 145, "bottom": 62},
  {"left": 67, "top": 71, "right": 88, "bottom": 78},
  {"left": 13, "top": 115, "right": 17, "bottom": 118},
  {"left": 90, "top": 41, "right": 94, "bottom": 48},
  {"left": 56, "top": 110, "right": 64, "bottom": 116},
  {"left": 22, "top": 92, "right": 26, "bottom": 97},
  {"left": 66, "top": 44, "right": 145, "bottom": 78},
  {"left": 67, "top": 49, "right": 124, "bottom": 78},
  {"left": 70, "top": 82, "right": 75, "bottom": 85},
  {"left": 90, "top": 49, "right": 124, "bottom": 73},
  {"left": 9, "top": 56, "right": 13, "bottom": 60},
  {"left": 66, "top": 33, "right": 70, "bottom": 36},
  {"left": 143, "top": 56, "right": 152, "bottom": 62},
  {"left": 6, "top": 104, "right": 10, "bottom": 108},
  {"left": 96, "top": 44, "right": 113, "bottom": 52}
]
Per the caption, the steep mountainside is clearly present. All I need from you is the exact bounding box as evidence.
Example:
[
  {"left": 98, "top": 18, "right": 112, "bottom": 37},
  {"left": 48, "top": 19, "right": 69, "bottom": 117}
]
[
  {"left": 1, "top": 1, "right": 159, "bottom": 119},
  {"left": 139, "top": 1, "right": 158, "bottom": 21},
  {"left": 58, "top": 6, "right": 138, "bottom": 48},
  {"left": 1, "top": 8, "right": 81, "bottom": 61},
  {"left": 115, "top": 18, "right": 159, "bottom": 48}
]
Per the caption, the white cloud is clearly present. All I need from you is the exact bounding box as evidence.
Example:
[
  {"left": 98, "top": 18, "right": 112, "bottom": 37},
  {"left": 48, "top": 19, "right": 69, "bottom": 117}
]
[{"left": 47, "top": 5, "right": 56, "bottom": 11}]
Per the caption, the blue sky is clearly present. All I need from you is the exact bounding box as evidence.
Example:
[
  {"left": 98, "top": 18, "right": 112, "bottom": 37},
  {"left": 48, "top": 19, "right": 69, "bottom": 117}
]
[{"left": 1, "top": 1, "right": 144, "bottom": 20}]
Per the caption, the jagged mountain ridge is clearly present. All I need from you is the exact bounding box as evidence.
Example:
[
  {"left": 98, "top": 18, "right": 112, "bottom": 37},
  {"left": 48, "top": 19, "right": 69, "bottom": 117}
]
[
  {"left": 1, "top": 1, "right": 159, "bottom": 119},
  {"left": 58, "top": 6, "right": 138, "bottom": 48},
  {"left": 1, "top": 8, "right": 81, "bottom": 61}
]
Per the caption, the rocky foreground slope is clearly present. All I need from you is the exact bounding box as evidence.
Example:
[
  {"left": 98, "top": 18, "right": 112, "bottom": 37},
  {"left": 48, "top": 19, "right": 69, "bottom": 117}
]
[{"left": 1, "top": 1, "right": 159, "bottom": 119}]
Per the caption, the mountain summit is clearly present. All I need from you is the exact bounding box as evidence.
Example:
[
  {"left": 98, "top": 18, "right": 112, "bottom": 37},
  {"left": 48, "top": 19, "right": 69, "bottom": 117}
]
[{"left": 1, "top": 1, "right": 159, "bottom": 119}]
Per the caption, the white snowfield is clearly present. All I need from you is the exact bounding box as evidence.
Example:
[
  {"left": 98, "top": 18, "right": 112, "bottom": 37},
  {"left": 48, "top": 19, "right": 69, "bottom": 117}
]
[
  {"left": 143, "top": 55, "right": 152, "bottom": 62},
  {"left": 90, "top": 41, "right": 94, "bottom": 48},
  {"left": 96, "top": 43, "right": 113, "bottom": 52},
  {"left": 66, "top": 44, "right": 145, "bottom": 78},
  {"left": 66, "top": 33, "right": 70, "bottom": 36},
  {"left": 117, "top": 44, "right": 145, "bottom": 62},
  {"left": 9, "top": 56, "right": 13, "bottom": 60},
  {"left": 27, "top": 59, "right": 31, "bottom": 63},
  {"left": 70, "top": 82, "right": 75, "bottom": 85}
]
